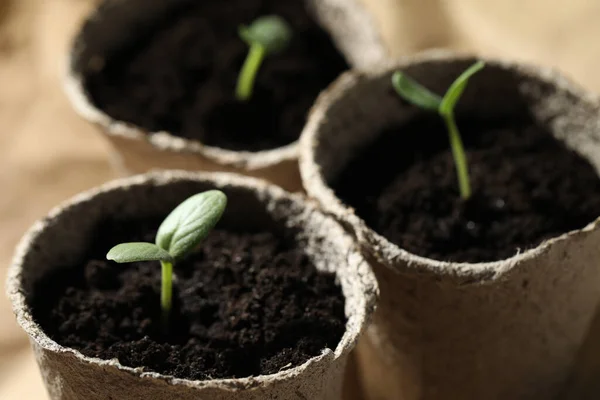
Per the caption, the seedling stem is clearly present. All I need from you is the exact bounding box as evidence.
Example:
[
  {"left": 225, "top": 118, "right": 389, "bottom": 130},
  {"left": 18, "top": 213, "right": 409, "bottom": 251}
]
[
  {"left": 444, "top": 113, "right": 471, "bottom": 199},
  {"left": 236, "top": 44, "right": 267, "bottom": 101},
  {"left": 160, "top": 260, "right": 173, "bottom": 327}
]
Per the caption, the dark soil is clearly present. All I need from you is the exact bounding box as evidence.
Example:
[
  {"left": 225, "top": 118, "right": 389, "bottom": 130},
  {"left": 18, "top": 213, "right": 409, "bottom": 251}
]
[
  {"left": 82, "top": 0, "right": 348, "bottom": 151},
  {"left": 334, "top": 114, "right": 600, "bottom": 263},
  {"left": 31, "top": 218, "right": 346, "bottom": 380}
]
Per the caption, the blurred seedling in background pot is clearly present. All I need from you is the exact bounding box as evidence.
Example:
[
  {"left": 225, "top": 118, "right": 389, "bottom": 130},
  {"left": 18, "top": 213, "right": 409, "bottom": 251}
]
[
  {"left": 236, "top": 15, "right": 293, "bottom": 101},
  {"left": 392, "top": 61, "right": 485, "bottom": 200},
  {"left": 106, "top": 190, "right": 227, "bottom": 331}
]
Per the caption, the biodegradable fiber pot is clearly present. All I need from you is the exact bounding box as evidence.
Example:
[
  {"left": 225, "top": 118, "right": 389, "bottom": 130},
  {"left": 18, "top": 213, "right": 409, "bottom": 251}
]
[
  {"left": 63, "top": 0, "right": 386, "bottom": 192},
  {"left": 299, "top": 51, "right": 600, "bottom": 399},
  {"left": 6, "top": 171, "right": 378, "bottom": 400}
]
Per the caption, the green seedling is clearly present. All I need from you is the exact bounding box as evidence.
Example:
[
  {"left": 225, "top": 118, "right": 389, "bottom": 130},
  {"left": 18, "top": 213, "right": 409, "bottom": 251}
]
[
  {"left": 392, "top": 61, "right": 485, "bottom": 200},
  {"left": 236, "top": 15, "right": 292, "bottom": 101},
  {"left": 106, "top": 190, "right": 227, "bottom": 330}
]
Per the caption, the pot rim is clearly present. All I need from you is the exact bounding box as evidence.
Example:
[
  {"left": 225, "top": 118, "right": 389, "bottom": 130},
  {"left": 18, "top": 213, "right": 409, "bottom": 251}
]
[
  {"left": 299, "top": 49, "right": 600, "bottom": 284},
  {"left": 63, "top": 69, "right": 299, "bottom": 171},
  {"left": 6, "top": 171, "right": 378, "bottom": 391}
]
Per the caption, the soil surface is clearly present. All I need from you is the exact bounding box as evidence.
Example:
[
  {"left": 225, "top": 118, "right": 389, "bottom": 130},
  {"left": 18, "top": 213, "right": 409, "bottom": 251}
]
[
  {"left": 83, "top": 0, "right": 348, "bottom": 151},
  {"left": 32, "top": 218, "right": 346, "bottom": 380},
  {"left": 334, "top": 113, "right": 600, "bottom": 263}
]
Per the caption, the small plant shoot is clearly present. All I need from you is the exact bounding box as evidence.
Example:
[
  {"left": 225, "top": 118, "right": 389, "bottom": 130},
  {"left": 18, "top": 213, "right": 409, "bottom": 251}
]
[
  {"left": 235, "top": 15, "right": 292, "bottom": 101},
  {"left": 392, "top": 61, "right": 485, "bottom": 200},
  {"left": 106, "top": 190, "right": 227, "bottom": 330}
]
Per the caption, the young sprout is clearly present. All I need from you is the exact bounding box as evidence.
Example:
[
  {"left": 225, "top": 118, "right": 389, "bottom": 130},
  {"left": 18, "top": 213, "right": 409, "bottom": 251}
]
[
  {"left": 235, "top": 15, "right": 292, "bottom": 101},
  {"left": 392, "top": 61, "right": 485, "bottom": 200},
  {"left": 106, "top": 190, "right": 227, "bottom": 330}
]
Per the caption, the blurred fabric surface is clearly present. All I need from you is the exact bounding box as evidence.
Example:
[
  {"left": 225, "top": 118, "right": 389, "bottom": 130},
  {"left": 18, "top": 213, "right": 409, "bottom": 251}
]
[{"left": 2, "top": 0, "right": 600, "bottom": 398}]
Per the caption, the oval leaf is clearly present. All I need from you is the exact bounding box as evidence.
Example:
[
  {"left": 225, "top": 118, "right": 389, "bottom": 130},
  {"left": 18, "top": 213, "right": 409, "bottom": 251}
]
[
  {"left": 239, "top": 15, "right": 292, "bottom": 54},
  {"left": 439, "top": 61, "right": 485, "bottom": 116},
  {"left": 392, "top": 71, "right": 442, "bottom": 112},
  {"left": 156, "top": 190, "right": 227, "bottom": 260},
  {"left": 107, "top": 242, "right": 173, "bottom": 263}
]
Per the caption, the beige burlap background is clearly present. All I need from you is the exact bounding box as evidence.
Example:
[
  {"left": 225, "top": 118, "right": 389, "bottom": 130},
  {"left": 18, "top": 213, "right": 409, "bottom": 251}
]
[{"left": 2, "top": 0, "right": 600, "bottom": 398}]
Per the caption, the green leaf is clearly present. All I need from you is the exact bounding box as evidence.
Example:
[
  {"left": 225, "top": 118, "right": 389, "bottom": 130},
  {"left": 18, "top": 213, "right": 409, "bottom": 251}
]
[
  {"left": 107, "top": 242, "right": 173, "bottom": 263},
  {"left": 156, "top": 190, "right": 227, "bottom": 260},
  {"left": 391, "top": 71, "right": 442, "bottom": 112},
  {"left": 239, "top": 15, "right": 292, "bottom": 54},
  {"left": 439, "top": 61, "right": 485, "bottom": 117}
]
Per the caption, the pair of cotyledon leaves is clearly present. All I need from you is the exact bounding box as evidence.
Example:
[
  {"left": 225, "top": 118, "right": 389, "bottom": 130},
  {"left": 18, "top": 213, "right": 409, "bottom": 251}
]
[
  {"left": 235, "top": 15, "right": 292, "bottom": 102},
  {"left": 239, "top": 15, "right": 292, "bottom": 55},
  {"left": 107, "top": 190, "right": 227, "bottom": 264},
  {"left": 392, "top": 61, "right": 485, "bottom": 117}
]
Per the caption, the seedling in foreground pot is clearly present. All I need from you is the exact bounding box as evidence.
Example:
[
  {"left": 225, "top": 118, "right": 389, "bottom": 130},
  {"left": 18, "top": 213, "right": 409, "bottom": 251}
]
[
  {"left": 392, "top": 61, "right": 485, "bottom": 200},
  {"left": 236, "top": 15, "right": 293, "bottom": 101},
  {"left": 106, "top": 190, "right": 227, "bottom": 331}
]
